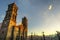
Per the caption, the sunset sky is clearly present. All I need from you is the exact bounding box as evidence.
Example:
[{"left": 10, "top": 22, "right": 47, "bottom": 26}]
[{"left": 0, "top": 0, "right": 60, "bottom": 35}]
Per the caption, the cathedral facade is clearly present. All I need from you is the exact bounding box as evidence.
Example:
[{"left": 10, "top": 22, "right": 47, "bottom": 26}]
[{"left": 0, "top": 3, "right": 28, "bottom": 40}]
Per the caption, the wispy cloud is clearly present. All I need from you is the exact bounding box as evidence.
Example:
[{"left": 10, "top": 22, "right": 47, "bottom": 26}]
[
  {"left": 0, "top": 13, "right": 5, "bottom": 18},
  {"left": 0, "top": 13, "right": 5, "bottom": 23}
]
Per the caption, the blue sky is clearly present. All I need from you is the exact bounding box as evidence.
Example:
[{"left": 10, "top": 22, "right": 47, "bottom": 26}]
[{"left": 0, "top": 0, "right": 60, "bottom": 35}]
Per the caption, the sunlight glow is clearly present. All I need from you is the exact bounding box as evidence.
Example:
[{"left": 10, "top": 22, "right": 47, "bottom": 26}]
[{"left": 48, "top": 5, "right": 52, "bottom": 10}]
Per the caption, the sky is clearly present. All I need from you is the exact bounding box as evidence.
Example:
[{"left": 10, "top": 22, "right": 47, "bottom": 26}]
[{"left": 0, "top": 0, "right": 60, "bottom": 36}]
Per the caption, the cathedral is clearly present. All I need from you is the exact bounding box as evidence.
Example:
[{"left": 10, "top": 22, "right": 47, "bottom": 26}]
[{"left": 0, "top": 3, "right": 28, "bottom": 40}]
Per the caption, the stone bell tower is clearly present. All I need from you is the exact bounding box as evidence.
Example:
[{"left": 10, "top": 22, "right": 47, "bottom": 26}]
[
  {"left": 22, "top": 16, "right": 28, "bottom": 40},
  {"left": 0, "top": 3, "right": 18, "bottom": 40}
]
